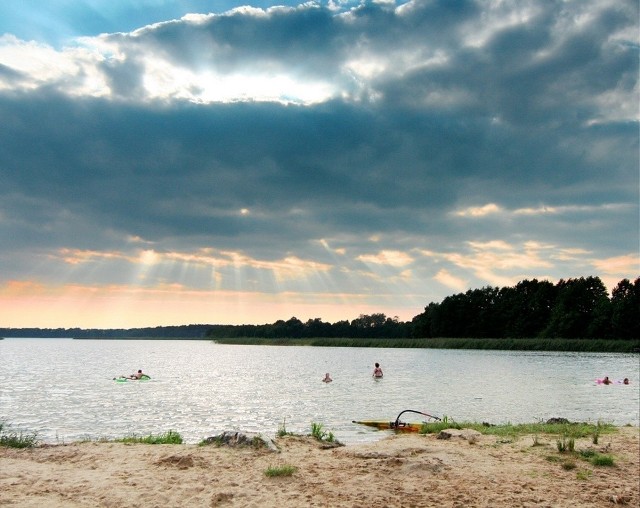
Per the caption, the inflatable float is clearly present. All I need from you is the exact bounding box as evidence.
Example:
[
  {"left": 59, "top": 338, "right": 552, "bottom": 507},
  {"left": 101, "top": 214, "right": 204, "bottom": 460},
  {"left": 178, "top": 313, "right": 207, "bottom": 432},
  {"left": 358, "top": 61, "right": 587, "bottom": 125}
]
[{"left": 114, "top": 374, "right": 151, "bottom": 382}]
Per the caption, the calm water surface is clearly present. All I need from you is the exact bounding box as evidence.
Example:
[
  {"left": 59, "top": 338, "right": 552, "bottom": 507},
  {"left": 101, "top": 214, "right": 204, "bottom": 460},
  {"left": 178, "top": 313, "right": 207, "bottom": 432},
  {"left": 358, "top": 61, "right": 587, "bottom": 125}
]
[{"left": 0, "top": 339, "right": 637, "bottom": 445}]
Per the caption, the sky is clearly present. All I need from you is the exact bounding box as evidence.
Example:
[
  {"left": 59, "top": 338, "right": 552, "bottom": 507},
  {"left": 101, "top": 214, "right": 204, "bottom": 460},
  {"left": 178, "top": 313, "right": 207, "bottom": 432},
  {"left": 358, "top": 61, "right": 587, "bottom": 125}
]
[{"left": 0, "top": 0, "right": 638, "bottom": 329}]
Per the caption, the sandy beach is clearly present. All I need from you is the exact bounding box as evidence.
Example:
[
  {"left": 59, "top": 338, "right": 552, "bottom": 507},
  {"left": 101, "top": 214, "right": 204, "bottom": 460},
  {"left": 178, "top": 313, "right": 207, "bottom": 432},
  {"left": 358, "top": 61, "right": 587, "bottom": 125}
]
[{"left": 1, "top": 427, "right": 638, "bottom": 507}]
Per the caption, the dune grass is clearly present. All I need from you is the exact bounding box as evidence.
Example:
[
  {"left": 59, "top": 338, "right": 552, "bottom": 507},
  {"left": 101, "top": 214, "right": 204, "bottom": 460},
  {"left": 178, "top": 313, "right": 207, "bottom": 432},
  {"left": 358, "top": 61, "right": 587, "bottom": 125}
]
[
  {"left": 0, "top": 421, "right": 39, "bottom": 448},
  {"left": 264, "top": 464, "right": 297, "bottom": 477},
  {"left": 419, "top": 419, "right": 616, "bottom": 440},
  {"left": 114, "top": 429, "right": 183, "bottom": 444},
  {"left": 277, "top": 419, "right": 295, "bottom": 437},
  {"left": 310, "top": 422, "right": 338, "bottom": 443},
  {"left": 423, "top": 418, "right": 620, "bottom": 472}
]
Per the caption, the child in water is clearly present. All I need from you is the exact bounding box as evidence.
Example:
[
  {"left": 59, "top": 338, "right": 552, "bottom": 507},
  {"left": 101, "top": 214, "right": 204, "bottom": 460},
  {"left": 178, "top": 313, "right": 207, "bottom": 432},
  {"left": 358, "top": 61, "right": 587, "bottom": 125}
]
[
  {"left": 372, "top": 363, "right": 383, "bottom": 378},
  {"left": 322, "top": 373, "right": 332, "bottom": 383}
]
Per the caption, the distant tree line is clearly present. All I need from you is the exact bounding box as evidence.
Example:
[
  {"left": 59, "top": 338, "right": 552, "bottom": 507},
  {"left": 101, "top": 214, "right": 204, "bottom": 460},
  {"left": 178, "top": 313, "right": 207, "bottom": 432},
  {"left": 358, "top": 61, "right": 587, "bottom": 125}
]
[
  {"left": 205, "top": 276, "right": 639, "bottom": 340},
  {"left": 205, "top": 313, "right": 410, "bottom": 339},
  {"left": 411, "top": 276, "right": 639, "bottom": 340},
  {"left": 2, "top": 276, "right": 637, "bottom": 341},
  {"left": 0, "top": 324, "right": 212, "bottom": 339}
]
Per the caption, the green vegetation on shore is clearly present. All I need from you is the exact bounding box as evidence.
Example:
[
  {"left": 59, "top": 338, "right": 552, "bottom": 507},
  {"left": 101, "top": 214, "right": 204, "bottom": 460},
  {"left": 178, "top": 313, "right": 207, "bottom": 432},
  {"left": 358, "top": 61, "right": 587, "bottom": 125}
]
[
  {"left": 114, "top": 430, "right": 183, "bottom": 444},
  {"left": 211, "top": 336, "right": 639, "bottom": 352},
  {"left": 0, "top": 421, "right": 39, "bottom": 448},
  {"left": 419, "top": 419, "right": 617, "bottom": 439},
  {"left": 1, "top": 420, "right": 629, "bottom": 450},
  {"left": 264, "top": 464, "right": 297, "bottom": 477}
]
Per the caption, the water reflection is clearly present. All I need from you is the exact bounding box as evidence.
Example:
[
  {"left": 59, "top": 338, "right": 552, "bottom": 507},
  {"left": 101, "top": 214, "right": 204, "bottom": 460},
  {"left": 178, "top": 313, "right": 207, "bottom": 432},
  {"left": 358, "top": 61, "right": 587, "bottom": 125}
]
[{"left": 0, "top": 339, "right": 637, "bottom": 444}]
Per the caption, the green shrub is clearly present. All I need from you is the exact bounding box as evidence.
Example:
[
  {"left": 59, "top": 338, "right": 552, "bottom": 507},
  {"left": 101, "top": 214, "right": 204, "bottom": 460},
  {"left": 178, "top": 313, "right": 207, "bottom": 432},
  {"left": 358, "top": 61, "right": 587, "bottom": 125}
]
[
  {"left": 590, "top": 454, "right": 615, "bottom": 467},
  {"left": 264, "top": 464, "right": 297, "bottom": 477},
  {"left": 0, "top": 422, "right": 39, "bottom": 448},
  {"left": 576, "top": 469, "right": 592, "bottom": 481},
  {"left": 557, "top": 436, "right": 568, "bottom": 452},
  {"left": 421, "top": 421, "right": 615, "bottom": 439},
  {"left": 310, "top": 422, "right": 336, "bottom": 443},
  {"left": 420, "top": 418, "right": 461, "bottom": 434},
  {"left": 116, "top": 429, "right": 183, "bottom": 444},
  {"left": 556, "top": 435, "right": 575, "bottom": 453},
  {"left": 277, "top": 419, "right": 293, "bottom": 437}
]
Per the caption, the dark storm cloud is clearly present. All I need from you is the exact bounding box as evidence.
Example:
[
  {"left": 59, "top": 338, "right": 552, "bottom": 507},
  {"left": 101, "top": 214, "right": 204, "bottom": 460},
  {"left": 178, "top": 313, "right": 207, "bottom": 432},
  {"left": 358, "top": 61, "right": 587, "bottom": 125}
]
[
  {"left": 0, "top": 89, "right": 636, "bottom": 256},
  {"left": 104, "top": 0, "right": 480, "bottom": 100},
  {"left": 0, "top": 63, "right": 25, "bottom": 84},
  {"left": 0, "top": 0, "right": 637, "bottom": 300}
]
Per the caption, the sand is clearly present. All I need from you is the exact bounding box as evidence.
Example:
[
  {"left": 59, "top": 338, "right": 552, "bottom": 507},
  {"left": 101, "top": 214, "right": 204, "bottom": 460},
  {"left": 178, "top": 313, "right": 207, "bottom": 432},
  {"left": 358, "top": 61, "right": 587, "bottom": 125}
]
[{"left": 1, "top": 427, "right": 638, "bottom": 507}]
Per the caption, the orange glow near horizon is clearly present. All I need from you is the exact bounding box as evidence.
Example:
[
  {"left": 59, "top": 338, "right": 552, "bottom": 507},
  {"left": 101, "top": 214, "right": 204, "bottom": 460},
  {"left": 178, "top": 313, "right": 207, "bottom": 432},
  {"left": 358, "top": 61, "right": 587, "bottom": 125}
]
[{"left": 0, "top": 281, "right": 419, "bottom": 329}]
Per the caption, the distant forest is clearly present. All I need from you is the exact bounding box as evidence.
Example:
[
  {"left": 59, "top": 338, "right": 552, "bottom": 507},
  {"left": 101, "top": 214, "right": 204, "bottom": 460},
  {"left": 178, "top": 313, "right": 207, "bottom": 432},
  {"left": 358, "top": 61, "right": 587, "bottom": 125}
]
[
  {"left": 206, "top": 276, "right": 639, "bottom": 340},
  {"left": 0, "top": 324, "right": 213, "bottom": 339},
  {"left": 1, "top": 276, "right": 638, "bottom": 341}
]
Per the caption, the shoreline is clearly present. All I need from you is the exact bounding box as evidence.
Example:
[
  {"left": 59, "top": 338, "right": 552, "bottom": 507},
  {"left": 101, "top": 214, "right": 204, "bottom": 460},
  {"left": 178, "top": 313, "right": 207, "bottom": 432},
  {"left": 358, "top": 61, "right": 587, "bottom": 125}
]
[
  {"left": 2, "top": 426, "right": 638, "bottom": 507},
  {"left": 2, "top": 336, "right": 640, "bottom": 353}
]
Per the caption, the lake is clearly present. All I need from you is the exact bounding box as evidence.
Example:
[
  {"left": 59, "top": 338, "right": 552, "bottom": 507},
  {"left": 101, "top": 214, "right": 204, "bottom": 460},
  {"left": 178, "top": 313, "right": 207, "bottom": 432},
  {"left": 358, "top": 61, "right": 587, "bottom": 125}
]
[{"left": 0, "top": 339, "right": 637, "bottom": 445}]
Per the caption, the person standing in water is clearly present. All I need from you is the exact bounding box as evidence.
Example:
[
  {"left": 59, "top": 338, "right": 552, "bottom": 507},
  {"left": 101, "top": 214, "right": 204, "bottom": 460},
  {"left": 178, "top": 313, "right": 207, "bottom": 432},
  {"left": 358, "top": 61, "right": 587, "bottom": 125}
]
[
  {"left": 322, "top": 373, "right": 332, "bottom": 383},
  {"left": 372, "top": 363, "right": 383, "bottom": 378}
]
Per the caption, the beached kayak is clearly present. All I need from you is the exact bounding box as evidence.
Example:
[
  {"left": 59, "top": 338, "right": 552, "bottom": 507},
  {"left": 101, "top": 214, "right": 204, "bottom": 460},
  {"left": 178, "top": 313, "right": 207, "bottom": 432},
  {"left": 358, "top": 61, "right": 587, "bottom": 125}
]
[
  {"left": 352, "top": 420, "right": 425, "bottom": 432},
  {"left": 353, "top": 409, "right": 441, "bottom": 433},
  {"left": 114, "top": 375, "right": 151, "bottom": 382}
]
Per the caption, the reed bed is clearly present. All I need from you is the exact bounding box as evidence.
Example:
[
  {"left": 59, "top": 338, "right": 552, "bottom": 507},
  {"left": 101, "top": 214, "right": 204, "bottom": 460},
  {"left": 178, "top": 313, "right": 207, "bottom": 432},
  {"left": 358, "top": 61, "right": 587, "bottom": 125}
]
[{"left": 211, "top": 336, "right": 639, "bottom": 352}]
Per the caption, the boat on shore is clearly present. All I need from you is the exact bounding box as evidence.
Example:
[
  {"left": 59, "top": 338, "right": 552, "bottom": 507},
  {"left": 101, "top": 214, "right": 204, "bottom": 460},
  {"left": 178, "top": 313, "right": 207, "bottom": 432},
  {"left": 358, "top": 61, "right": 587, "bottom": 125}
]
[{"left": 353, "top": 409, "right": 441, "bottom": 433}]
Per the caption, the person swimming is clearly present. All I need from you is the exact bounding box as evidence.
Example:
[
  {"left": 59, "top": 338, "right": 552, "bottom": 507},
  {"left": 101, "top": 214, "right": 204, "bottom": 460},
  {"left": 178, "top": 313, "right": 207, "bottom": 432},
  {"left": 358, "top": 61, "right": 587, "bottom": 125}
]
[{"left": 322, "top": 373, "right": 332, "bottom": 383}]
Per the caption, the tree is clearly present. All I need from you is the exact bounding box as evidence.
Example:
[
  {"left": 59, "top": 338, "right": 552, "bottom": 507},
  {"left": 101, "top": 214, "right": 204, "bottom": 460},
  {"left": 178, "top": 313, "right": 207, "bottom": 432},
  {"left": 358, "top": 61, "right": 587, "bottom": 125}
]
[
  {"left": 610, "top": 278, "right": 640, "bottom": 339},
  {"left": 304, "top": 318, "right": 332, "bottom": 338},
  {"left": 543, "top": 277, "right": 610, "bottom": 338},
  {"left": 464, "top": 286, "right": 501, "bottom": 338},
  {"left": 350, "top": 313, "right": 388, "bottom": 337},
  {"left": 499, "top": 279, "right": 556, "bottom": 338}
]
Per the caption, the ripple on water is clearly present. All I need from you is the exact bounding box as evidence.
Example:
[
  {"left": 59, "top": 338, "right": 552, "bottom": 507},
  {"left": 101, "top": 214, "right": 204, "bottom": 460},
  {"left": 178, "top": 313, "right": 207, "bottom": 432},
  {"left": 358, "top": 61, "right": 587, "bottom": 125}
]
[{"left": 0, "top": 339, "right": 637, "bottom": 444}]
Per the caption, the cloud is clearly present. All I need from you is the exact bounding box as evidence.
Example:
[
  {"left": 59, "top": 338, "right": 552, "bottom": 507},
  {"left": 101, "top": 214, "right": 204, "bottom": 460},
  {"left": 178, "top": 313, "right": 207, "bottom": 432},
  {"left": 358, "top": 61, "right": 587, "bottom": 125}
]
[
  {"left": 433, "top": 269, "right": 467, "bottom": 292},
  {"left": 454, "top": 203, "right": 503, "bottom": 217},
  {"left": 356, "top": 250, "right": 413, "bottom": 267},
  {"left": 438, "top": 240, "right": 555, "bottom": 288},
  {"left": 0, "top": 0, "right": 637, "bottom": 326},
  {"left": 592, "top": 254, "right": 639, "bottom": 276}
]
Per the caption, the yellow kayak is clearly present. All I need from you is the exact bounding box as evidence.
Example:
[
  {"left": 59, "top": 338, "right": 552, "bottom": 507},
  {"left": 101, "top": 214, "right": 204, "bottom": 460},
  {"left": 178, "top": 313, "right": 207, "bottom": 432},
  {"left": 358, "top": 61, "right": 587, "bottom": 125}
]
[
  {"left": 352, "top": 420, "right": 425, "bottom": 432},
  {"left": 353, "top": 409, "right": 441, "bottom": 432}
]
